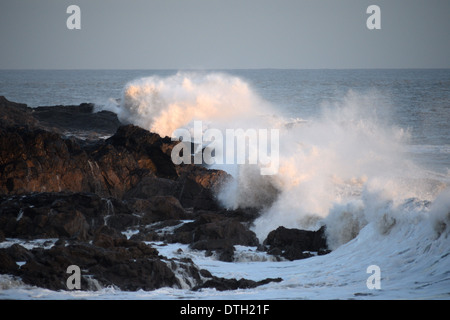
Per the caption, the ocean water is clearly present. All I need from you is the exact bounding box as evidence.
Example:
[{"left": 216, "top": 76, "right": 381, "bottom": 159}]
[{"left": 0, "top": 69, "right": 449, "bottom": 299}]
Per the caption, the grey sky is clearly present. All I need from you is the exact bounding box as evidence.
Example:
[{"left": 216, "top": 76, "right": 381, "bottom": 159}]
[{"left": 0, "top": 0, "right": 449, "bottom": 69}]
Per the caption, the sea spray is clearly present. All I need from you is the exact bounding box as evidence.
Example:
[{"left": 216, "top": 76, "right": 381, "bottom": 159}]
[
  {"left": 429, "top": 187, "right": 450, "bottom": 237},
  {"left": 249, "top": 90, "right": 420, "bottom": 242},
  {"left": 101, "top": 72, "right": 447, "bottom": 249},
  {"left": 112, "top": 72, "right": 273, "bottom": 138}
]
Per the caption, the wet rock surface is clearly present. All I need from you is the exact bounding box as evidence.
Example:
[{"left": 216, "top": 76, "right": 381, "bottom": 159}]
[
  {"left": 263, "top": 226, "right": 330, "bottom": 261},
  {"left": 0, "top": 96, "right": 329, "bottom": 292}
]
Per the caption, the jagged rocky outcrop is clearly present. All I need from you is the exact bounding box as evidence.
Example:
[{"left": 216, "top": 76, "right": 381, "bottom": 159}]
[
  {"left": 0, "top": 96, "right": 228, "bottom": 209},
  {"left": 0, "top": 96, "right": 330, "bottom": 293}
]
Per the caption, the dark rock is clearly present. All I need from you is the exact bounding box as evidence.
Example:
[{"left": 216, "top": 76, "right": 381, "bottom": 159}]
[
  {"left": 0, "top": 124, "right": 138, "bottom": 197},
  {"left": 33, "top": 103, "right": 121, "bottom": 138},
  {"left": 263, "top": 226, "right": 328, "bottom": 261},
  {"left": 0, "top": 98, "right": 230, "bottom": 212},
  {"left": 0, "top": 96, "right": 38, "bottom": 129},
  {"left": 0, "top": 123, "right": 229, "bottom": 214},
  {"left": 125, "top": 241, "right": 159, "bottom": 259},
  {"left": 16, "top": 242, "right": 178, "bottom": 291},
  {"left": 93, "top": 224, "right": 126, "bottom": 238},
  {"left": 0, "top": 127, "right": 100, "bottom": 195},
  {"left": 54, "top": 239, "right": 66, "bottom": 247},
  {"left": 176, "top": 165, "right": 231, "bottom": 210},
  {"left": 0, "top": 221, "right": 198, "bottom": 292},
  {"left": 0, "top": 193, "right": 109, "bottom": 239},
  {"left": 49, "top": 210, "right": 90, "bottom": 240},
  {"left": 129, "top": 229, "right": 160, "bottom": 242},
  {"left": 105, "top": 213, "right": 141, "bottom": 231},
  {"left": 169, "top": 212, "right": 259, "bottom": 262},
  {"left": 124, "top": 177, "right": 178, "bottom": 200},
  {"left": 106, "top": 125, "right": 178, "bottom": 179},
  {"left": 143, "top": 196, "right": 188, "bottom": 223},
  {"left": 266, "top": 247, "right": 283, "bottom": 257},
  {"left": 0, "top": 250, "right": 19, "bottom": 275},
  {"left": 0, "top": 192, "right": 196, "bottom": 240},
  {"left": 216, "top": 245, "right": 236, "bottom": 262},
  {"left": 5, "top": 244, "right": 34, "bottom": 262},
  {"left": 193, "top": 276, "right": 282, "bottom": 291},
  {"left": 0, "top": 96, "right": 119, "bottom": 139},
  {"left": 191, "top": 240, "right": 236, "bottom": 262},
  {"left": 91, "top": 258, "right": 179, "bottom": 291},
  {"left": 19, "top": 250, "right": 70, "bottom": 290},
  {"left": 220, "top": 207, "right": 261, "bottom": 223},
  {"left": 199, "top": 268, "right": 213, "bottom": 279},
  {"left": 92, "top": 232, "right": 116, "bottom": 248},
  {"left": 192, "top": 214, "right": 258, "bottom": 246}
]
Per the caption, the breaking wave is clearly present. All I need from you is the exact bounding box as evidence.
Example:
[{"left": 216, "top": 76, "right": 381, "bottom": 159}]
[{"left": 99, "top": 72, "right": 450, "bottom": 252}]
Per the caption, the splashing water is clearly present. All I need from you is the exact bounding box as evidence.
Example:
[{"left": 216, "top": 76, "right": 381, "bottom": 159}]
[
  {"left": 110, "top": 72, "right": 273, "bottom": 138},
  {"left": 100, "top": 72, "right": 450, "bottom": 250}
]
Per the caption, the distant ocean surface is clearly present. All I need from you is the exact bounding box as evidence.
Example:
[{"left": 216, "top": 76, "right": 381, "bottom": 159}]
[{"left": 1, "top": 69, "right": 450, "bottom": 300}]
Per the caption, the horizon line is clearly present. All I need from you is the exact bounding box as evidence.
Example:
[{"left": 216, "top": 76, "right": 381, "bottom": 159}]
[{"left": 1, "top": 67, "right": 450, "bottom": 71}]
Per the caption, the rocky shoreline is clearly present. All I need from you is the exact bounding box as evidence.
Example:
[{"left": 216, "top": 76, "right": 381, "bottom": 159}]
[{"left": 0, "top": 96, "right": 329, "bottom": 292}]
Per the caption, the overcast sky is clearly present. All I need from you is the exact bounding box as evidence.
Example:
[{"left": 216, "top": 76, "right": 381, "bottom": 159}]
[{"left": 0, "top": 0, "right": 449, "bottom": 69}]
